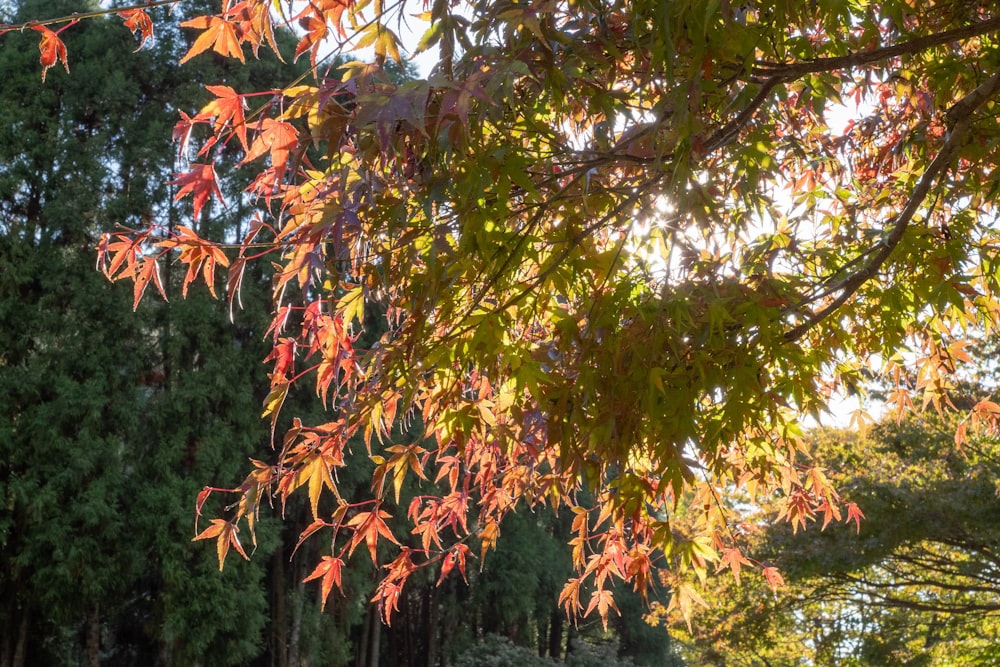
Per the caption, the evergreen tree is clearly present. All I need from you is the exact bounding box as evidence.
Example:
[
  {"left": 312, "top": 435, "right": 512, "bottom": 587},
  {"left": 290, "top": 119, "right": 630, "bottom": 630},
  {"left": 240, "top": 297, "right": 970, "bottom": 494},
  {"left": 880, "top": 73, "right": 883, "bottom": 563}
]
[{"left": 0, "top": 2, "right": 321, "bottom": 664}]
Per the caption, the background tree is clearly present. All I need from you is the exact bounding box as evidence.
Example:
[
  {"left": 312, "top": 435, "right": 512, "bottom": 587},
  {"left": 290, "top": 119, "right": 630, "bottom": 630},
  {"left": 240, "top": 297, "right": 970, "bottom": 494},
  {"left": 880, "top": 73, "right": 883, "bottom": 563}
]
[
  {"left": 666, "top": 400, "right": 1000, "bottom": 666},
  {"left": 0, "top": 2, "right": 344, "bottom": 665}
]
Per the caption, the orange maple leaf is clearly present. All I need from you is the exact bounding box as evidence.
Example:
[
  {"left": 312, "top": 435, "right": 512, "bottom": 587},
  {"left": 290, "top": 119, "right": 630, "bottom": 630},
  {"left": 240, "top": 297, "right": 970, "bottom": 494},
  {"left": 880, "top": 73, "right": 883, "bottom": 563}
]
[
  {"left": 32, "top": 25, "right": 68, "bottom": 82},
  {"left": 196, "top": 85, "right": 249, "bottom": 152},
  {"left": 119, "top": 9, "right": 153, "bottom": 50},
  {"left": 294, "top": 14, "right": 329, "bottom": 66},
  {"left": 585, "top": 589, "right": 620, "bottom": 631},
  {"left": 303, "top": 556, "right": 344, "bottom": 610},
  {"left": 193, "top": 519, "right": 249, "bottom": 570},
  {"left": 346, "top": 508, "right": 399, "bottom": 565},
  {"left": 437, "top": 544, "right": 472, "bottom": 584},
  {"left": 243, "top": 118, "right": 298, "bottom": 176},
  {"left": 130, "top": 256, "right": 167, "bottom": 310},
  {"left": 179, "top": 16, "right": 245, "bottom": 64},
  {"left": 762, "top": 565, "right": 784, "bottom": 593}
]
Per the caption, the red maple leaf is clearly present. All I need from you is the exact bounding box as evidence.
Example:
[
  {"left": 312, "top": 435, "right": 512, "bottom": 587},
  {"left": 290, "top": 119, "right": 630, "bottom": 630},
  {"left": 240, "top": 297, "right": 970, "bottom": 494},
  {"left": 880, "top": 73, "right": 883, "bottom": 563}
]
[
  {"left": 32, "top": 25, "right": 68, "bottom": 82},
  {"left": 169, "top": 163, "right": 225, "bottom": 221},
  {"left": 196, "top": 85, "right": 249, "bottom": 152}
]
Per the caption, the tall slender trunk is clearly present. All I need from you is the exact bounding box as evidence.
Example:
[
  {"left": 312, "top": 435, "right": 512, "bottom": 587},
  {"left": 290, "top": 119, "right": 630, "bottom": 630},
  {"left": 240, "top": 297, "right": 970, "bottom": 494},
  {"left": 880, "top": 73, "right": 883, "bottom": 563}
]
[
  {"left": 86, "top": 602, "right": 101, "bottom": 667},
  {"left": 288, "top": 563, "right": 306, "bottom": 667},
  {"left": 355, "top": 604, "right": 371, "bottom": 667},
  {"left": 369, "top": 609, "right": 381, "bottom": 667},
  {"left": 537, "top": 614, "right": 548, "bottom": 658},
  {"left": 1, "top": 599, "right": 12, "bottom": 667},
  {"left": 424, "top": 584, "right": 438, "bottom": 667},
  {"left": 547, "top": 608, "right": 563, "bottom": 660},
  {"left": 12, "top": 611, "right": 27, "bottom": 667},
  {"left": 272, "top": 546, "right": 289, "bottom": 667}
]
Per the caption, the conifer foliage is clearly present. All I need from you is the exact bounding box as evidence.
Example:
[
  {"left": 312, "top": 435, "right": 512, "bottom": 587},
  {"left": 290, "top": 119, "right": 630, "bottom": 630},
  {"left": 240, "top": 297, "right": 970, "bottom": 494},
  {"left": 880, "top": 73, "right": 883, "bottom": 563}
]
[{"left": 7, "top": 0, "right": 1000, "bottom": 626}]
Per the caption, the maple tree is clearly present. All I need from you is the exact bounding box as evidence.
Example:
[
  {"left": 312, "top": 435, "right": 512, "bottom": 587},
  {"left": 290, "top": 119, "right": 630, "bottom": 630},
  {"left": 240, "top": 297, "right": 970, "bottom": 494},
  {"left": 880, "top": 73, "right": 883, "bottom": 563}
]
[{"left": 9, "top": 0, "right": 1000, "bottom": 627}]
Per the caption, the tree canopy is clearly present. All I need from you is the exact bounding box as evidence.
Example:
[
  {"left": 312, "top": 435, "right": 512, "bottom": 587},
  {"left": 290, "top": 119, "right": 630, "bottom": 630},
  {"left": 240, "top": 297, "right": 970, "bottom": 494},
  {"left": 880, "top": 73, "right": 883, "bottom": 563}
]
[
  {"left": 667, "top": 401, "right": 1000, "bottom": 665},
  {"left": 8, "top": 0, "right": 1000, "bottom": 625}
]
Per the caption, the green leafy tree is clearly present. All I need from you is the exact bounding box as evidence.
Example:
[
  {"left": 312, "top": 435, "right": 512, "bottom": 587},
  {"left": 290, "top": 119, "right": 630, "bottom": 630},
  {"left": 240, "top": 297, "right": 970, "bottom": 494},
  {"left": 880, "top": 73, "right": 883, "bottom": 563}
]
[{"left": 668, "top": 403, "right": 1000, "bottom": 666}]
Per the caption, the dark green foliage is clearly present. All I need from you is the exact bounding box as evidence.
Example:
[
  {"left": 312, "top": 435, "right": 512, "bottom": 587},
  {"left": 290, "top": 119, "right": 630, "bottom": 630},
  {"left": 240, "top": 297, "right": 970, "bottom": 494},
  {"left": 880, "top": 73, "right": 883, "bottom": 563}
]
[{"left": 0, "top": 2, "right": 317, "bottom": 664}]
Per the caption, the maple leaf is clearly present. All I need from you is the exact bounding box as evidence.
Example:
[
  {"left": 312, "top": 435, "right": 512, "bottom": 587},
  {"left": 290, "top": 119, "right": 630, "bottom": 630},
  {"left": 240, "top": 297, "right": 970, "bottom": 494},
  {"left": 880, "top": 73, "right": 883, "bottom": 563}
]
[
  {"left": 718, "top": 547, "right": 753, "bottom": 585},
  {"left": 585, "top": 589, "right": 620, "bottom": 631},
  {"left": 32, "top": 25, "right": 68, "bottom": 82},
  {"left": 264, "top": 337, "right": 296, "bottom": 382},
  {"left": 243, "top": 119, "right": 298, "bottom": 177},
  {"left": 303, "top": 556, "right": 344, "bottom": 610},
  {"left": 168, "top": 163, "right": 225, "bottom": 221},
  {"left": 294, "top": 13, "right": 329, "bottom": 67},
  {"left": 130, "top": 256, "right": 167, "bottom": 311},
  {"left": 558, "top": 578, "right": 583, "bottom": 619},
  {"left": 383, "top": 443, "right": 428, "bottom": 504},
  {"left": 228, "top": 1, "right": 282, "bottom": 59},
  {"left": 179, "top": 16, "right": 245, "bottom": 64},
  {"left": 194, "top": 486, "right": 214, "bottom": 533},
  {"left": 193, "top": 519, "right": 249, "bottom": 570},
  {"left": 762, "top": 566, "right": 785, "bottom": 594},
  {"left": 668, "top": 581, "right": 709, "bottom": 630},
  {"left": 97, "top": 231, "right": 144, "bottom": 281},
  {"left": 155, "top": 225, "right": 230, "bottom": 298},
  {"left": 293, "top": 451, "right": 340, "bottom": 519},
  {"left": 845, "top": 501, "right": 866, "bottom": 533},
  {"left": 346, "top": 508, "right": 400, "bottom": 565},
  {"left": 119, "top": 9, "right": 153, "bottom": 50},
  {"left": 261, "top": 380, "right": 289, "bottom": 443},
  {"left": 196, "top": 85, "right": 249, "bottom": 153},
  {"left": 172, "top": 110, "right": 196, "bottom": 157},
  {"left": 437, "top": 543, "right": 472, "bottom": 585}
]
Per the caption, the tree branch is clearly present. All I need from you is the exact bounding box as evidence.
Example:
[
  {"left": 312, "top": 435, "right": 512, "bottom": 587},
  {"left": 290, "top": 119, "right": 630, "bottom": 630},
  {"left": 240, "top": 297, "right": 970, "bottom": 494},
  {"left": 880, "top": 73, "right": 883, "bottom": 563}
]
[
  {"left": 754, "top": 16, "right": 1000, "bottom": 79},
  {"left": 784, "top": 70, "right": 1000, "bottom": 342}
]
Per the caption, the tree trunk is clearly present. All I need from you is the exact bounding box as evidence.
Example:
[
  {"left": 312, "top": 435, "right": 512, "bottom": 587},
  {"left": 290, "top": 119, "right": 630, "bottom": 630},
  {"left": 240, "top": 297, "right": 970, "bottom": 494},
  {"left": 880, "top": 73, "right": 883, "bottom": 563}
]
[
  {"left": 355, "top": 604, "right": 373, "bottom": 667},
  {"left": 369, "top": 608, "right": 381, "bottom": 667},
  {"left": 425, "top": 584, "right": 439, "bottom": 667},
  {"left": 86, "top": 602, "right": 100, "bottom": 667},
  {"left": 272, "top": 546, "right": 289, "bottom": 667},
  {"left": 564, "top": 622, "right": 575, "bottom": 660},
  {"left": 1, "top": 607, "right": 11, "bottom": 667},
  {"left": 288, "top": 565, "right": 305, "bottom": 667},
  {"left": 547, "top": 608, "right": 563, "bottom": 660},
  {"left": 12, "top": 611, "right": 27, "bottom": 667}
]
